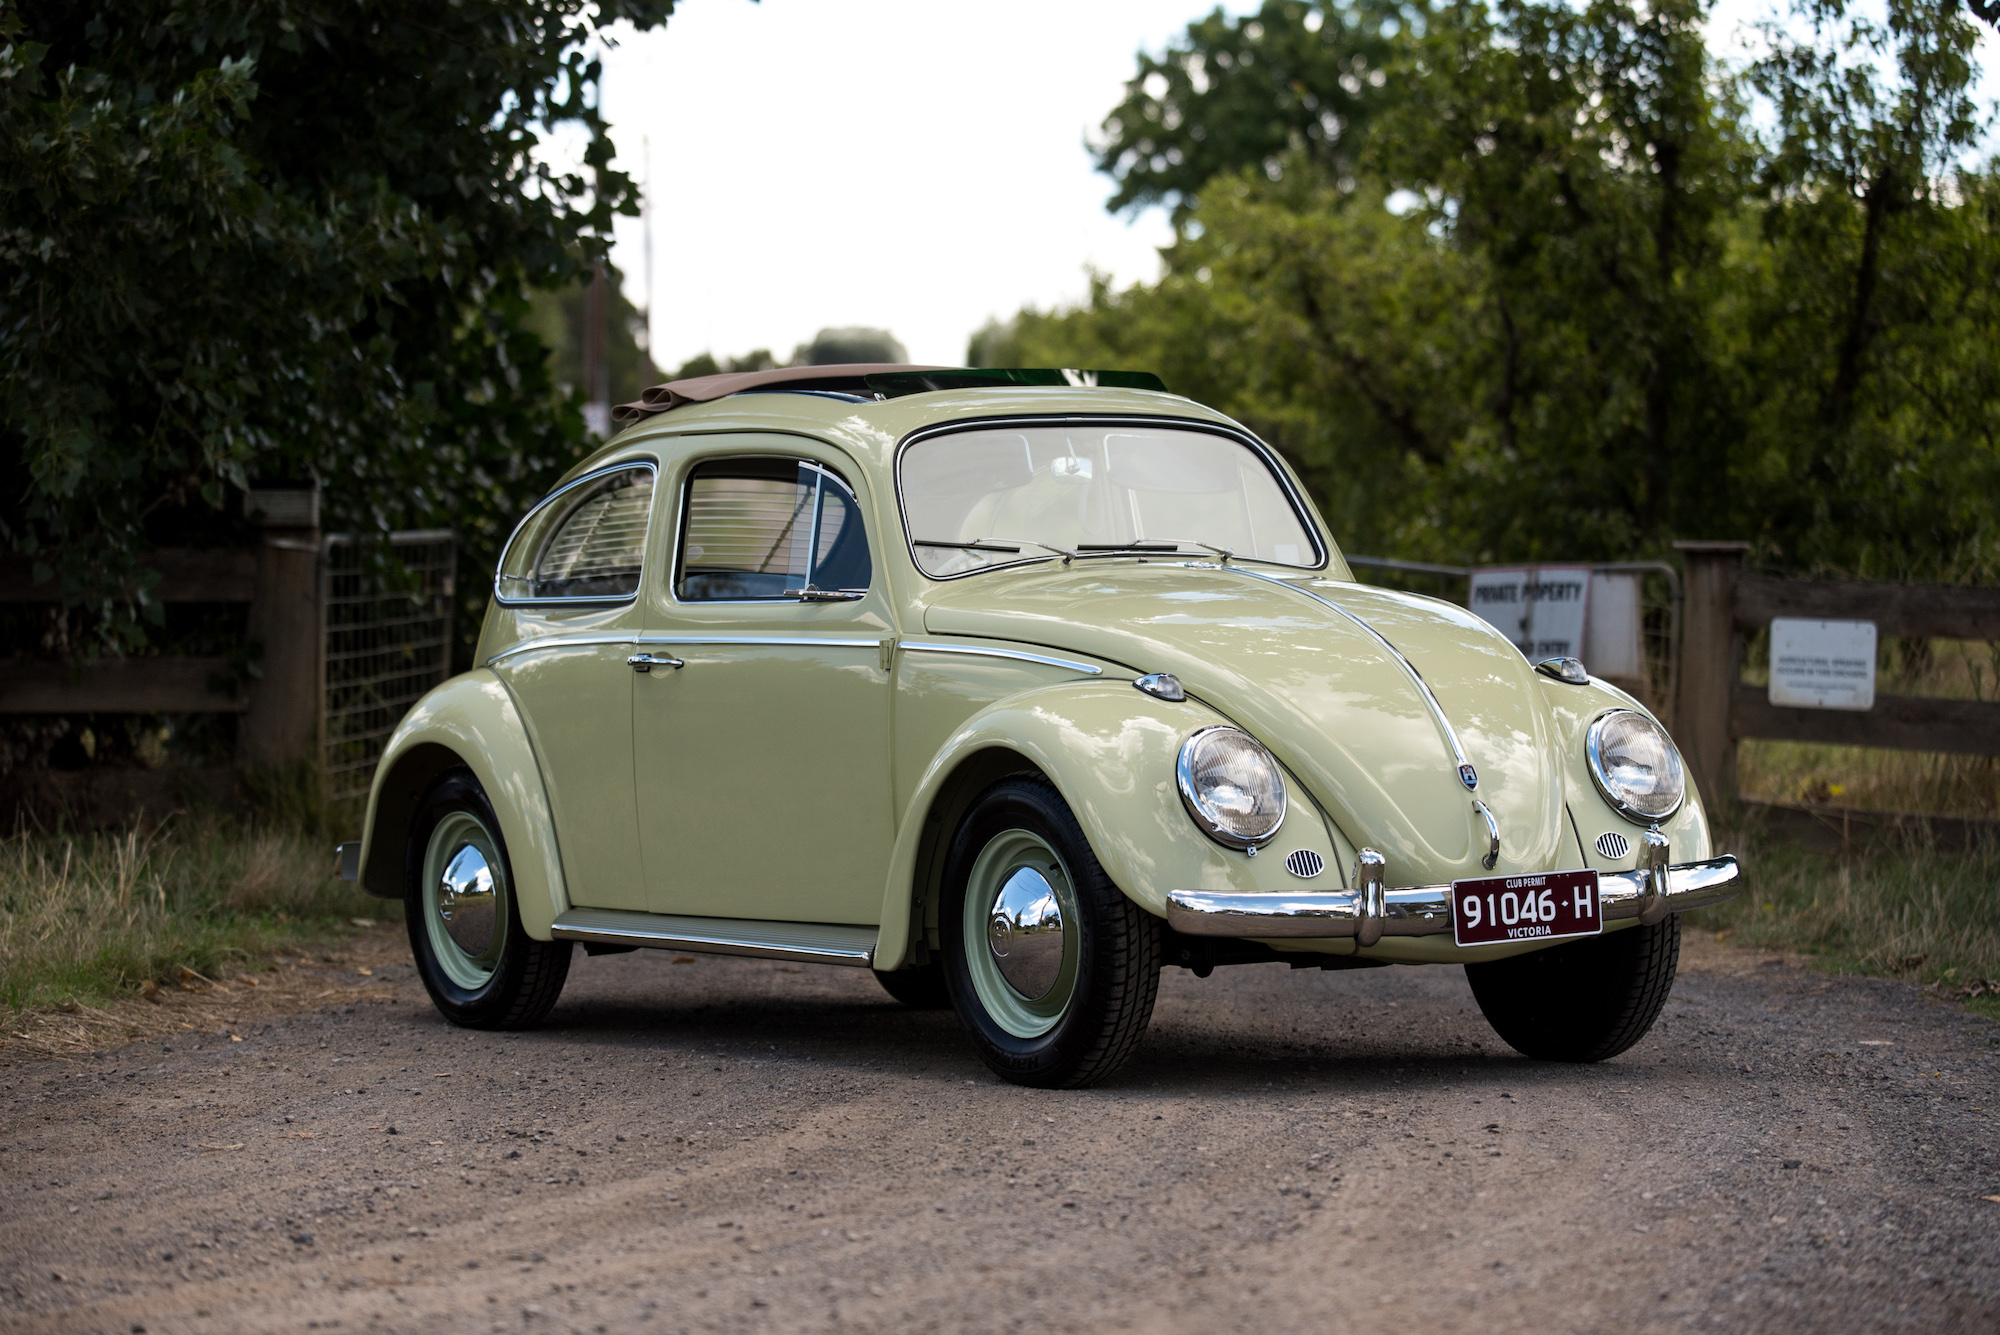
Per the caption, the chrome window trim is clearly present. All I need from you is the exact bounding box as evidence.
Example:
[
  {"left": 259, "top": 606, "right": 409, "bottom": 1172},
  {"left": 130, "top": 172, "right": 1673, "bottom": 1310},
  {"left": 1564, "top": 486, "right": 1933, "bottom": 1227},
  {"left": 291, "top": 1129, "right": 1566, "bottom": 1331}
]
[
  {"left": 635, "top": 635, "right": 880, "bottom": 650},
  {"left": 1218, "top": 565, "right": 1482, "bottom": 792},
  {"left": 484, "top": 632, "right": 638, "bottom": 667},
  {"left": 892, "top": 414, "right": 1329, "bottom": 583},
  {"left": 493, "top": 461, "right": 659, "bottom": 608},
  {"left": 668, "top": 453, "right": 875, "bottom": 607},
  {"left": 900, "top": 641, "right": 1105, "bottom": 676},
  {"left": 1584, "top": 708, "right": 1688, "bottom": 826}
]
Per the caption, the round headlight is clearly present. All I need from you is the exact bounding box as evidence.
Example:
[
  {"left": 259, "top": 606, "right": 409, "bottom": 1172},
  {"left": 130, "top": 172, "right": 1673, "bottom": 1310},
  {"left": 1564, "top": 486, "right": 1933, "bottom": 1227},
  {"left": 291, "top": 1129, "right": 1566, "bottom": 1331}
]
[
  {"left": 1176, "top": 727, "right": 1287, "bottom": 849},
  {"left": 1585, "top": 709, "right": 1686, "bottom": 824}
]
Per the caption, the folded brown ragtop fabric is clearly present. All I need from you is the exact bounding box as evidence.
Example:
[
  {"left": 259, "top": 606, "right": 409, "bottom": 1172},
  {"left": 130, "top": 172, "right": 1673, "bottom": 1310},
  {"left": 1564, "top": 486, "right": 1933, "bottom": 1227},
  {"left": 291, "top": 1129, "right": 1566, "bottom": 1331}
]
[{"left": 611, "top": 363, "right": 949, "bottom": 424}]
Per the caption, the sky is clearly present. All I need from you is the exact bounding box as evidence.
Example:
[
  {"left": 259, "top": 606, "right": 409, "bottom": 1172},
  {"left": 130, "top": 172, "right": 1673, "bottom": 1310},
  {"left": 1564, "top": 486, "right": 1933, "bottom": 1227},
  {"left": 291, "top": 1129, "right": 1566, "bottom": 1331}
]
[
  {"left": 593, "top": 0, "right": 1254, "bottom": 372},
  {"left": 589, "top": 0, "right": 1999, "bottom": 376}
]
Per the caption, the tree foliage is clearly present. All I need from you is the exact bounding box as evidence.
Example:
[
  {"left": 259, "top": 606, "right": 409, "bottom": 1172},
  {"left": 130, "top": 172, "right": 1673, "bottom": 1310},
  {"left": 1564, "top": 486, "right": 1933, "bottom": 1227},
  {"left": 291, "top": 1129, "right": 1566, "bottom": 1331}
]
[
  {"left": 993, "top": 0, "right": 1999, "bottom": 578},
  {"left": 0, "top": 0, "right": 675, "bottom": 659}
]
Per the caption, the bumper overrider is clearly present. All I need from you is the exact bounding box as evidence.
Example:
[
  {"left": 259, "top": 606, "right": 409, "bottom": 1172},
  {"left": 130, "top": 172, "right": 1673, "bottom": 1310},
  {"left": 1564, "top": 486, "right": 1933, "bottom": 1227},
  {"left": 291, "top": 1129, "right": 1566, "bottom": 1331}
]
[{"left": 1165, "top": 829, "right": 1741, "bottom": 946}]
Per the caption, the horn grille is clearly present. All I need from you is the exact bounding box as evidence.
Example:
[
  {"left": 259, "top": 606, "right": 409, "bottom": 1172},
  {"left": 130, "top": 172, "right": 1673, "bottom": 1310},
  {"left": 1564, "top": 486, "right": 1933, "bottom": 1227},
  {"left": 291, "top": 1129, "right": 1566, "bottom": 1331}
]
[
  {"left": 1595, "top": 831, "right": 1632, "bottom": 860},
  {"left": 1283, "top": 849, "right": 1325, "bottom": 879}
]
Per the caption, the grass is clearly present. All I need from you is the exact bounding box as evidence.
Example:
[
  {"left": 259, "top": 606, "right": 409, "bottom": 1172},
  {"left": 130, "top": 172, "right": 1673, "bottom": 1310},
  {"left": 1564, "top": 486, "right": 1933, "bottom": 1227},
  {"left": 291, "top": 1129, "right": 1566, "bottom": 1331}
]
[
  {"left": 1687, "top": 822, "right": 2000, "bottom": 1022},
  {"left": 0, "top": 818, "right": 397, "bottom": 1013}
]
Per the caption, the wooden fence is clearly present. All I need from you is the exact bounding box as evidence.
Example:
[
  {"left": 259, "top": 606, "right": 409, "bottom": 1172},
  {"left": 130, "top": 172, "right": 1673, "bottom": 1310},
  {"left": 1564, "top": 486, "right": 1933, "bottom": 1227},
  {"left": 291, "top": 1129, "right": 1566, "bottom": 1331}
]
[
  {"left": 1, "top": 490, "right": 452, "bottom": 823},
  {"left": 1673, "top": 541, "right": 2000, "bottom": 819}
]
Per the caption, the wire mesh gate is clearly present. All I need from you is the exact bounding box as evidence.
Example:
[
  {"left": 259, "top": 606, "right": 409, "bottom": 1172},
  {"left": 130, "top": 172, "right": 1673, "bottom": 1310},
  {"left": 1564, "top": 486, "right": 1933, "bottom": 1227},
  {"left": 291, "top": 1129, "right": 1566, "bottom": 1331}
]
[{"left": 321, "top": 530, "right": 455, "bottom": 802}]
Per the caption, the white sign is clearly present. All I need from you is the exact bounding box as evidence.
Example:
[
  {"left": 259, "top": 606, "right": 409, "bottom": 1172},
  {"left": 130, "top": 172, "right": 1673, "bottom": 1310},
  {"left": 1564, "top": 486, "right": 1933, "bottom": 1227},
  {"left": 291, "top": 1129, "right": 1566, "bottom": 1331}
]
[
  {"left": 1469, "top": 565, "right": 1591, "bottom": 662},
  {"left": 1583, "top": 572, "right": 1644, "bottom": 679},
  {"left": 1769, "top": 618, "right": 1876, "bottom": 710}
]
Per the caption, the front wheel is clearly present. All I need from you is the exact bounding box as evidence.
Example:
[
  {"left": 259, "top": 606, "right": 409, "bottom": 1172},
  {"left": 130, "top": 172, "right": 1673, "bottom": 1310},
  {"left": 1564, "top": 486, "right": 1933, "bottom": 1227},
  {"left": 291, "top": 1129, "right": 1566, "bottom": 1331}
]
[
  {"left": 405, "top": 769, "right": 571, "bottom": 1030},
  {"left": 941, "top": 776, "right": 1160, "bottom": 1088},
  {"left": 1464, "top": 914, "right": 1680, "bottom": 1061}
]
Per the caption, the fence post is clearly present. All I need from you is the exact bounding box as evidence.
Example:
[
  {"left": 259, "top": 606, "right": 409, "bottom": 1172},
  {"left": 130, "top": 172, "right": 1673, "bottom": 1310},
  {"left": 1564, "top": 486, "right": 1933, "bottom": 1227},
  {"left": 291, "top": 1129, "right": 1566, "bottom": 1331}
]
[
  {"left": 239, "top": 486, "right": 323, "bottom": 770},
  {"left": 1672, "top": 540, "right": 1749, "bottom": 816}
]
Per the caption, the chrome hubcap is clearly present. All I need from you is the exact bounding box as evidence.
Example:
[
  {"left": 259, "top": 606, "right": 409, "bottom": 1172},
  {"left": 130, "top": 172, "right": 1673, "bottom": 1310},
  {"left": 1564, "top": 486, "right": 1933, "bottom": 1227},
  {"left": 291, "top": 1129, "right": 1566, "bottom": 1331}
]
[
  {"left": 438, "top": 844, "right": 498, "bottom": 957},
  {"left": 962, "top": 828, "right": 1080, "bottom": 1039},
  {"left": 986, "top": 868, "right": 1065, "bottom": 1000},
  {"left": 421, "top": 811, "right": 509, "bottom": 991}
]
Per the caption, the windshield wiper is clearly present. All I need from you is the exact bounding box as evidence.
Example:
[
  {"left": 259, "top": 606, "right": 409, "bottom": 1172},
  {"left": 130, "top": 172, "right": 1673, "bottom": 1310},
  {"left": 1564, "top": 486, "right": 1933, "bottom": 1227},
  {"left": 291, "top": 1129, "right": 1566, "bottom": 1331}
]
[
  {"left": 914, "top": 537, "right": 1078, "bottom": 565},
  {"left": 1076, "top": 538, "right": 1236, "bottom": 562},
  {"left": 913, "top": 539, "right": 1022, "bottom": 554}
]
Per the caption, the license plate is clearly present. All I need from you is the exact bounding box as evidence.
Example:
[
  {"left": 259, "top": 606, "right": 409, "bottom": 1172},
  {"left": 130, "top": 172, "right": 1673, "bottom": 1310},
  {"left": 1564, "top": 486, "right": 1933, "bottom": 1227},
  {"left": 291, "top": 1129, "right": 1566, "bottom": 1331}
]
[{"left": 1451, "top": 869, "right": 1603, "bottom": 947}]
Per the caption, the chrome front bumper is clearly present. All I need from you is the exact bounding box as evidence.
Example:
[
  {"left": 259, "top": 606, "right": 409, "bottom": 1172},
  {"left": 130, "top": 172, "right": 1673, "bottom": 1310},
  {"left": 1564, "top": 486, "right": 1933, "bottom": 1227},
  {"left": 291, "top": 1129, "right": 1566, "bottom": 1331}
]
[{"left": 1165, "top": 847, "right": 1741, "bottom": 943}]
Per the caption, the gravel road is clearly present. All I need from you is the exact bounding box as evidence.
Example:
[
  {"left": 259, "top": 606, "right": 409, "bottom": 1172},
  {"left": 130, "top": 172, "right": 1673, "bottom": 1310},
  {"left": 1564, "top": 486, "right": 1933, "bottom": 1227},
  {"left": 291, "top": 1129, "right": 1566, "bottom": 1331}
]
[{"left": 3, "top": 932, "right": 1997, "bottom": 1335}]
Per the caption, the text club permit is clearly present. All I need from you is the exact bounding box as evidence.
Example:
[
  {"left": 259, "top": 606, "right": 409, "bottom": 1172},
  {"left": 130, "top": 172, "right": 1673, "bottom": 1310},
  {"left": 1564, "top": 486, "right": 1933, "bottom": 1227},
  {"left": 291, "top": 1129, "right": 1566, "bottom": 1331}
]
[{"left": 1451, "top": 868, "right": 1602, "bottom": 947}]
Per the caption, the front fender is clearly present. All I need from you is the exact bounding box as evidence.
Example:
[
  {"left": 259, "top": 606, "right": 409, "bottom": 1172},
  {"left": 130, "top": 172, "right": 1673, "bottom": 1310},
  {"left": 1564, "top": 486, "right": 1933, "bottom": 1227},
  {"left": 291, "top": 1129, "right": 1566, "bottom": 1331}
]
[
  {"left": 358, "top": 670, "right": 568, "bottom": 940},
  {"left": 871, "top": 679, "right": 1352, "bottom": 969}
]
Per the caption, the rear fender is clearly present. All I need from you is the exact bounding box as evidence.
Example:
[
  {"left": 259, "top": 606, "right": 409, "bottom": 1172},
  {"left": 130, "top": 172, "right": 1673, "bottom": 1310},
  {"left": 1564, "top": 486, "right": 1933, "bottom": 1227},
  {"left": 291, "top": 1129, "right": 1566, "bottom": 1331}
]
[
  {"left": 358, "top": 670, "right": 568, "bottom": 940},
  {"left": 871, "top": 679, "right": 1349, "bottom": 969}
]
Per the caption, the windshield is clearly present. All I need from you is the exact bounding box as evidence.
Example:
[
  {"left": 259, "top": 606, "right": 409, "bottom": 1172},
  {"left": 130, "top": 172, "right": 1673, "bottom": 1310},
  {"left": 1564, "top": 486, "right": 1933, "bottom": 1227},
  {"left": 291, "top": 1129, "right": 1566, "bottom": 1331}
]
[{"left": 899, "top": 425, "right": 1321, "bottom": 577}]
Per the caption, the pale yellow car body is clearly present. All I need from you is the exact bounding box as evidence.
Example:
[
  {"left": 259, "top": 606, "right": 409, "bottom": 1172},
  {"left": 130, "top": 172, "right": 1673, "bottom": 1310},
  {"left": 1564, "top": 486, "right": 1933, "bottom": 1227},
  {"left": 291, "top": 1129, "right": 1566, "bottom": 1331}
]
[{"left": 356, "top": 386, "right": 1710, "bottom": 970}]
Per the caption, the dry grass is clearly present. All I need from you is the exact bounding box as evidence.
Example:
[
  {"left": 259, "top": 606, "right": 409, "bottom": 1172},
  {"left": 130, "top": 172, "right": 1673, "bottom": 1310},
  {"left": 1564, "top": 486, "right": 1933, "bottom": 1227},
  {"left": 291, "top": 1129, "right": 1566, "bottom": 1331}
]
[
  {"left": 0, "top": 818, "right": 396, "bottom": 1013},
  {"left": 1688, "top": 822, "right": 2000, "bottom": 1021}
]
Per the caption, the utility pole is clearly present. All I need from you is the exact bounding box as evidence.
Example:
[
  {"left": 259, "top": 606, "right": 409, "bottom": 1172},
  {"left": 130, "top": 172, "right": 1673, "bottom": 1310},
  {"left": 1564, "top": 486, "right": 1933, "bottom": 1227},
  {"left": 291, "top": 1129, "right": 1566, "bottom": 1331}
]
[
  {"left": 642, "top": 134, "right": 654, "bottom": 376},
  {"left": 583, "top": 166, "right": 612, "bottom": 439}
]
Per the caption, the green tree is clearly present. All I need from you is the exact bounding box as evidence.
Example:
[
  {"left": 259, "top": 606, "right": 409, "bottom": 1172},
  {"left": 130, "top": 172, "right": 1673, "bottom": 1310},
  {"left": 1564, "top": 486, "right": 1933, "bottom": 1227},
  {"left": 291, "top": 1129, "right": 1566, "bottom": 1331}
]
[
  {"left": 1001, "top": 0, "right": 1999, "bottom": 578},
  {"left": 0, "top": 0, "right": 676, "bottom": 663},
  {"left": 1094, "top": 0, "right": 1429, "bottom": 218},
  {"left": 522, "top": 267, "right": 662, "bottom": 412}
]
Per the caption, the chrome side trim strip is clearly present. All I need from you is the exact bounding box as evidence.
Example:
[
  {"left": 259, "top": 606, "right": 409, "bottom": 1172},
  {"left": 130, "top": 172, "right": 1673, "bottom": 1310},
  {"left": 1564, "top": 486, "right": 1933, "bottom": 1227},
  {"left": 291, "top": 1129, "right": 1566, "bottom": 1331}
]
[
  {"left": 486, "top": 633, "right": 637, "bottom": 666},
  {"left": 1216, "top": 565, "right": 1482, "bottom": 791},
  {"left": 550, "top": 908, "right": 876, "bottom": 967},
  {"left": 1163, "top": 855, "right": 1741, "bottom": 940},
  {"left": 900, "top": 641, "right": 1104, "bottom": 676},
  {"left": 634, "top": 636, "right": 880, "bottom": 649}
]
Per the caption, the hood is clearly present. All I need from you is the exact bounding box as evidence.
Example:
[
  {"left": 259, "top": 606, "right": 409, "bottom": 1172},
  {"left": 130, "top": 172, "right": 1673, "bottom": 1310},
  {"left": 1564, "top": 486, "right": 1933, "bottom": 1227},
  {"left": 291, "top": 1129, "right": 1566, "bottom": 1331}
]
[{"left": 923, "top": 564, "right": 1567, "bottom": 884}]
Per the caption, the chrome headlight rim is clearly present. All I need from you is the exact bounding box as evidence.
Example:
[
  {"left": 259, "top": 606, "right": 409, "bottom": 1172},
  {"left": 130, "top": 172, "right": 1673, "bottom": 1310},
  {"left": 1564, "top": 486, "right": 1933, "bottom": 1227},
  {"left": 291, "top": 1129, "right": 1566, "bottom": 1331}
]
[
  {"left": 1175, "top": 725, "right": 1288, "bottom": 850},
  {"left": 1585, "top": 708, "right": 1686, "bottom": 826}
]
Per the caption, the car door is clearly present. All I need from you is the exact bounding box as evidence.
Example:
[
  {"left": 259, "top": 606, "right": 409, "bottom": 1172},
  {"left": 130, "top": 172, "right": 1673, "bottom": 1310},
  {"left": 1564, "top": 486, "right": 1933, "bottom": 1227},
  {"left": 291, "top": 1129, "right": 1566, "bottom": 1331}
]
[
  {"left": 633, "top": 442, "right": 896, "bottom": 925},
  {"left": 485, "top": 461, "right": 654, "bottom": 911}
]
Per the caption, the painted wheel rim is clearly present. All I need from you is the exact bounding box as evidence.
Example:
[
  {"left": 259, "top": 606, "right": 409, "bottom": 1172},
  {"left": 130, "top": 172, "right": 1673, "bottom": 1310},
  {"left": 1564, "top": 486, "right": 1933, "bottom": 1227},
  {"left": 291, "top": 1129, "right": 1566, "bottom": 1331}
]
[
  {"left": 422, "top": 811, "right": 509, "bottom": 991},
  {"left": 962, "top": 828, "right": 1080, "bottom": 1039}
]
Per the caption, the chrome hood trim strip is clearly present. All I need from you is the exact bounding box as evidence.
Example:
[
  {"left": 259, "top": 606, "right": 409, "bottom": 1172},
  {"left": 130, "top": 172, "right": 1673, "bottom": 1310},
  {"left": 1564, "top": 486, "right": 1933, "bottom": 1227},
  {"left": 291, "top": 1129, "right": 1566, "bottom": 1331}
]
[
  {"left": 1207, "top": 564, "right": 1481, "bottom": 791},
  {"left": 901, "top": 641, "right": 1104, "bottom": 676}
]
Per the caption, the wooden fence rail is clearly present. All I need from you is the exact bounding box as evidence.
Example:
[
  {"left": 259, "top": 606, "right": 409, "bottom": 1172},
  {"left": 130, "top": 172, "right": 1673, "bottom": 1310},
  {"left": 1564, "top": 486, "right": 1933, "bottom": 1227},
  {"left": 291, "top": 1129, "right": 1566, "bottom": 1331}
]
[{"left": 1675, "top": 542, "right": 2000, "bottom": 811}]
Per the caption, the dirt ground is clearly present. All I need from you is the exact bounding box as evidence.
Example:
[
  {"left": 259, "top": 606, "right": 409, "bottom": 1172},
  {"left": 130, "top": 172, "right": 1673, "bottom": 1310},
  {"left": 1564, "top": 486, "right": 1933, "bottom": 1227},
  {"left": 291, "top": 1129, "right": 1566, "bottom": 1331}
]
[{"left": 2, "top": 927, "right": 1996, "bottom": 1335}]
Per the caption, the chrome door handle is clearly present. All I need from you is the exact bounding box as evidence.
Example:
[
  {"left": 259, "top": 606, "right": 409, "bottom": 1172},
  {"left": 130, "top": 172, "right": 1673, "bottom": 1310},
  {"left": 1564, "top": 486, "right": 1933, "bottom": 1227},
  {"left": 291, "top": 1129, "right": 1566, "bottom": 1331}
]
[{"left": 627, "top": 653, "right": 684, "bottom": 674}]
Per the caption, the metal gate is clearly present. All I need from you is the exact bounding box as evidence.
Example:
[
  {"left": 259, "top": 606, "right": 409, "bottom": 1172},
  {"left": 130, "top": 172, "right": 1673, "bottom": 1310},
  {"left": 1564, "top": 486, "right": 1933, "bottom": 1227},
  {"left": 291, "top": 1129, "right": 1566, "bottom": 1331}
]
[
  {"left": 321, "top": 530, "right": 455, "bottom": 803},
  {"left": 1344, "top": 556, "right": 1682, "bottom": 729}
]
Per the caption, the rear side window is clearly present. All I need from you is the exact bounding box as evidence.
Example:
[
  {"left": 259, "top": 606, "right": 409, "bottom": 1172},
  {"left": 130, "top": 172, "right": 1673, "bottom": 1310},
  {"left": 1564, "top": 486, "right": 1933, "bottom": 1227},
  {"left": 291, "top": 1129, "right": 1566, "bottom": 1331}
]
[
  {"left": 676, "top": 458, "right": 872, "bottom": 602},
  {"left": 495, "top": 465, "right": 655, "bottom": 603}
]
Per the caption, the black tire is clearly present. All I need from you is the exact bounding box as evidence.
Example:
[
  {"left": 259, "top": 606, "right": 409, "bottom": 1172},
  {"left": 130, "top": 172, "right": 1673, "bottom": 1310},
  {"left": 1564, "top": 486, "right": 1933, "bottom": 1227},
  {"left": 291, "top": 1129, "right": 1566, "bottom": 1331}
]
[
  {"left": 1465, "top": 914, "right": 1681, "bottom": 1061},
  {"left": 404, "top": 769, "right": 571, "bottom": 1030},
  {"left": 941, "top": 776, "right": 1161, "bottom": 1088},
  {"left": 874, "top": 962, "right": 952, "bottom": 1009}
]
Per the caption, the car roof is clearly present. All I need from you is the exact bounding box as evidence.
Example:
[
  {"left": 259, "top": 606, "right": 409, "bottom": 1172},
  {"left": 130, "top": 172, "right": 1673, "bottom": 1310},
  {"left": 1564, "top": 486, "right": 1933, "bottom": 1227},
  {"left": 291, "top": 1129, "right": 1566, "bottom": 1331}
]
[{"left": 567, "top": 383, "right": 1248, "bottom": 489}]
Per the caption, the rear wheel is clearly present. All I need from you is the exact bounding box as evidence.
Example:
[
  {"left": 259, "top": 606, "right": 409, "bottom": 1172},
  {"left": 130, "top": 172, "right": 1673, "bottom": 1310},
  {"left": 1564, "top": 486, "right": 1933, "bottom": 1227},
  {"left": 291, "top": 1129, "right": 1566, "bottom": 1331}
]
[
  {"left": 941, "top": 776, "right": 1160, "bottom": 1088},
  {"left": 1465, "top": 915, "right": 1680, "bottom": 1061},
  {"left": 405, "top": 769, "right": 571, "bottom": 1030}
]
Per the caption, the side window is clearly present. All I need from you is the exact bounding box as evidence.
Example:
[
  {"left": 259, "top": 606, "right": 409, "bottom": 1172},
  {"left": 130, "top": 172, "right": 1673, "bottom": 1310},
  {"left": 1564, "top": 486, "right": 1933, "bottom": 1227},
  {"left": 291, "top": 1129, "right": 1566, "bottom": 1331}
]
[
  {"left": 496, "top": 465, "right": 654, "bottom": 603},
  {"left": 676, "top": 457, "right": 873, "bottom": 602}
]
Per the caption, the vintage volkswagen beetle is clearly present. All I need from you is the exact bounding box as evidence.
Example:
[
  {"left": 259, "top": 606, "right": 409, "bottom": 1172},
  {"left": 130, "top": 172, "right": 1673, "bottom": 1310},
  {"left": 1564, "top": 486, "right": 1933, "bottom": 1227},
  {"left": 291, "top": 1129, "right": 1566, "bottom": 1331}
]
[{"left": 346, "top": 364, "right": 1741, "bottom": 1087}]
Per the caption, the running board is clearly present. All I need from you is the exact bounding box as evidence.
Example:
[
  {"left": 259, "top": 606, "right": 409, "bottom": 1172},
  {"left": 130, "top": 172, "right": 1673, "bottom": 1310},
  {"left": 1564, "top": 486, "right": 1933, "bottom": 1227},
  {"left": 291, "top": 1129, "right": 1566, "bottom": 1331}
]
[{"left": 549, "top": 908, "right": 876, "bottom": 968}]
